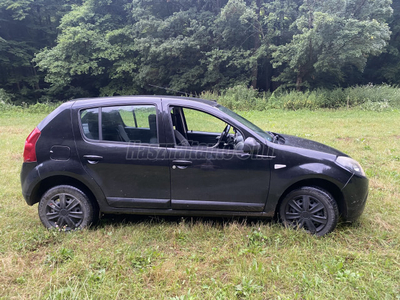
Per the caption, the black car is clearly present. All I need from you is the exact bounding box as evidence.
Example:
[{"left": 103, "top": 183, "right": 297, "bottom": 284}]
[{"left": 21, "top": 96, "right": 368, "bottom": 235}]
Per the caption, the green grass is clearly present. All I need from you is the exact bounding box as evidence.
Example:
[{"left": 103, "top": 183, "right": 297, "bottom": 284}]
[{"left": 1, "top": 109, "right": 400, "bottom": 299}]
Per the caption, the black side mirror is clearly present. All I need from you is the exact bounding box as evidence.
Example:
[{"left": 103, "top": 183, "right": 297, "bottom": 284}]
[{"left": 243, "top": 137, "right": 260, "bottom": 154}]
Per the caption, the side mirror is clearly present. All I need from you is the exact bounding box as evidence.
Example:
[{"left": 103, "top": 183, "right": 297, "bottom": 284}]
[{"left": 243, "top": 137, "right": 260, "bottom": 154}]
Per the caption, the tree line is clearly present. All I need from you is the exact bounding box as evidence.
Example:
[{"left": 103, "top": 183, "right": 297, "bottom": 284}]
[{"left": 0, "top": 0, "right": 398, "bottom": 104}]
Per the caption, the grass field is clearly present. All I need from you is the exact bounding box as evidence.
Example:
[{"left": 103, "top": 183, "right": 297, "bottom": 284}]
[{"left": 0, "top": 108, "right": 399, "bottom": 299}]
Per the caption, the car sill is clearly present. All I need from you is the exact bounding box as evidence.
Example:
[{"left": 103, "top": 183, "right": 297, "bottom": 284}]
[{"left": 171, "top": 200, "right": 265, "bottom": 212}]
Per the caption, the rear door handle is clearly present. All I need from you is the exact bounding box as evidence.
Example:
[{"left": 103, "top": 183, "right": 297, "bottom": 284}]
[
  {"left": 172, "top": 160, "right": 192, "bottom": 166},
  {"left": 83, "top": 155, "right": 103, "bottom": 164},
  {"left": 172, "top": 160, "right": 192, "bottom": 169}
]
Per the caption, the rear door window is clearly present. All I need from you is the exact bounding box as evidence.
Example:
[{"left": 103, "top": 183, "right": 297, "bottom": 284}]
[{"left": 80, "top": 105, "right": 158, "bottom": 144}]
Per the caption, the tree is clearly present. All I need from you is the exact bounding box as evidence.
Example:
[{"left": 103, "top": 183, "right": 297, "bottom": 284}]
[
  {"left": 0, "top": 0, "right": 79, "bottom": 102},
  {"left": 127, "top": 0, "right": 224, "bottom": 94},
  {"left": 271, "top": 0, "right": 392, "bottom": 90},
  {"left": 3, "top": 0, "right": 395, "bottom": 102},
  {"left": 35, "top": 0, "right": 228, "bottom": 97},
  {"left": 363, "top": 0, "right": 400, "bottom": 85}
]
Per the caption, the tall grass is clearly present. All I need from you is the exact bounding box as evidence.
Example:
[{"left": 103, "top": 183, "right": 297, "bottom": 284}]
[
  {"left": 0, "top": 100, "right": 61, "bottom": 115},
  {"left": 200, "top": 84, "right": 400, "bottom": 111},
  {"left": 3, "top": 84, "right": 400, "bottom": 112}
]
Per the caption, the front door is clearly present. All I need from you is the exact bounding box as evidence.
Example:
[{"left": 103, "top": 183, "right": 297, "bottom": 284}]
[{"left": 167, "top": 106, "right": 271, "bottom": 212}]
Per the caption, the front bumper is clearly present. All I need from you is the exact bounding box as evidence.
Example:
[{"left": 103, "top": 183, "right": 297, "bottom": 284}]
[{"left": 341, "top": 174, "right": 369, "bottom": 221}]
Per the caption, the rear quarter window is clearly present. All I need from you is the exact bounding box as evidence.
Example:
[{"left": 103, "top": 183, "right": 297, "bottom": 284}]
[{"left": 80, "top": 108, "right": 99, "bottom": 140}]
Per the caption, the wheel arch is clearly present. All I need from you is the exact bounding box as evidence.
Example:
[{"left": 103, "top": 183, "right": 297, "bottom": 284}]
[
  {"left": 30, "top": 175, "right": 100, "bottom": 214},
  {"left": 274, "top": 178, "right": 347, "bottom": 220}
]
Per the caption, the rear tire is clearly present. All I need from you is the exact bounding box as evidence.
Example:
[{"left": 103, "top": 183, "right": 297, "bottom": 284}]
[
  {"left": 279, "top": 187, "right": 339, "bottom": 236},
  {"left": 38, "top": 185, "right": 95, "bottom": 230}
]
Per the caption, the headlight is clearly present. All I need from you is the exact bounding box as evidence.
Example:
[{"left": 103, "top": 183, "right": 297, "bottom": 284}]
[{"left": 336, "top": 156, "right": 366, "bottom": 177}]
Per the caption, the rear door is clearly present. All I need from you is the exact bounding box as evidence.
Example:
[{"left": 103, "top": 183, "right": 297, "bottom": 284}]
[{"left": 74, "top": 102, "right": 170, "bottom": 209}]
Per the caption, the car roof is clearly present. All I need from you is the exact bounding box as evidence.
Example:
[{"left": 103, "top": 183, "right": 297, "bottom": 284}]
[{"left": 70, "top": 95, "right": 218, "bottom": 109}]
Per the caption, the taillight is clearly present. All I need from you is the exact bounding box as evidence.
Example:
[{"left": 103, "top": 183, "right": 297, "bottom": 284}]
[{"left": 23, "top": 127, "right": 41, "bottom": 162}]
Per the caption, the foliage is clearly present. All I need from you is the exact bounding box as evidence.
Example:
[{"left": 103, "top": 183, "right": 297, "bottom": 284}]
[
  {"left": 0, "top": 0, "right": 397, "bottom": 103},
  {"left": 33, "top": 0, "right": 228, "bottom": 98},
  {"left": 0, "top": 0, "right": 80, "bottom": 103},
  {"left": 201, "top": 85, "right": 270, "bottom": 111},
  {"left": 0, "top": 100, "right": 60, "bottom": 114},
  {"left": 3, "top": 83, "right": 400, "bottom": 112},
  {"left": 0, "top": 88, "right": 13, "bottom": 103},
  {"left": 364, "top": 0, "right": 400, "bottom": 84},
  {"left": 206, "top": 83, "right": 400, "bottom": 111},
  {"left": 271, "top": 0, "right": 392, "bottom": 90}
]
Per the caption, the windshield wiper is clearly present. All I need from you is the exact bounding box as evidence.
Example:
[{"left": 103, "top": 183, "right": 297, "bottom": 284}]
[
  {"left": 267, "top": 131, "right": 285, "bottom": 144},
  {"left": 267, "top": 131, "right": 279, "bottom": 142}
]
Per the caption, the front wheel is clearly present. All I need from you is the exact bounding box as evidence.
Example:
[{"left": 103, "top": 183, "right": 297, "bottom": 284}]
[
  {"left": 279, "top": 187, "right": 339, "bottom": 236},
  {"left": 38, "top": 185, "right": 95, "bottom": 230}
]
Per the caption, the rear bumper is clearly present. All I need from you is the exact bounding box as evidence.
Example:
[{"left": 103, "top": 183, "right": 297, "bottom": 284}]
[{"left": 20, "top": 162, "right": 40, "bottom": 205}]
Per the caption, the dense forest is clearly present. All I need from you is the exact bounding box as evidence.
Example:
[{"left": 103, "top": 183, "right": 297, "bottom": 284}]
[{"left": 0, "top": 0, "right": 398, "bottom": 104}]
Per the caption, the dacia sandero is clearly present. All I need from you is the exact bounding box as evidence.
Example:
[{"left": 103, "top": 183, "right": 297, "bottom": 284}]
[{"left": 21, "top": 96, "right": 369, "bottom": 235}]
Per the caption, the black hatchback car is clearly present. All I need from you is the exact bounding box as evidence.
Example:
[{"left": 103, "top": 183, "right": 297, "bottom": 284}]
[{"left": 21, "top": 96, "right": 368, "bottom": 235}]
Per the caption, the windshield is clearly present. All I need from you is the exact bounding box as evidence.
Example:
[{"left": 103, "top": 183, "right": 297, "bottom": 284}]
[{"left": 216, "top": 105, "right": 273, "bottom": 142}]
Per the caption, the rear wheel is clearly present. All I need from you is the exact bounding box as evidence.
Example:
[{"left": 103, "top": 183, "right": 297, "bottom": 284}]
[
  {"left": 279, "top": 187, "right": 339, "bottom": 236},
  {"left": 38, "top": 185, "right": 95, "bottom": 230}
]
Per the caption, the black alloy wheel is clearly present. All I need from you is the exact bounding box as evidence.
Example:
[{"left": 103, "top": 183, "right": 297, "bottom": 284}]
[
  {"left": 279, "top": 187, "right": 339, "bottom": 236},
  {"left": 38, "top": 185, "right": 95, "bottom": 230}
]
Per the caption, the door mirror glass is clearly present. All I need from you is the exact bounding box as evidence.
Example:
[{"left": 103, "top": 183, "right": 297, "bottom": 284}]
[{"left": 243, "top": 137, "right": 260, "bottom": 154}]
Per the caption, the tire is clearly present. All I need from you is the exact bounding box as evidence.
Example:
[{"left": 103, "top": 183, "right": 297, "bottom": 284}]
[
  {"left": 38, "top": 185, "right": 95, "bottom": 230},
  {"left": 279, "top": 187, "right": 339, "bottom": 236}
]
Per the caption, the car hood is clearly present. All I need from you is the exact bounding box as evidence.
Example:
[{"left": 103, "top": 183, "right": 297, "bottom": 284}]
[{"left": 278, "top": 134, "right": 347, "bottom": 157}]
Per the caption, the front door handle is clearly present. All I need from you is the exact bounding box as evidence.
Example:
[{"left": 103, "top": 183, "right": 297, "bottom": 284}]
[
  {"left": 83, "top": 155, "right": 103, "bottom": 164},
  {"left": 172, "top": 160, "right": 192, "bottom": 169}
]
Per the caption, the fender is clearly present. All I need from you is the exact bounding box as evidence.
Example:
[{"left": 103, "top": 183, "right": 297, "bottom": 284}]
[
  {"left": 25, "top": 159, "right": 106, "bottom": 208},
  {"left": 264, "top": 162, "right": 352, "bottom": 214}
]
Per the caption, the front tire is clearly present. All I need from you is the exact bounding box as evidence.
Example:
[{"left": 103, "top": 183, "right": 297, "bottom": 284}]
[
  {"left": 38, "top": 185, "right": 95, "bottom": 230},
  {"left": 279, "top": 187, "right": 339, "bottom": 236}
]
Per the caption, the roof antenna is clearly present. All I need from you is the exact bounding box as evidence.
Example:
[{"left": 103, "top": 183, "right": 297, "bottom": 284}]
[{"left": 148, "top": 84, "right": 195, "bottom": 97}]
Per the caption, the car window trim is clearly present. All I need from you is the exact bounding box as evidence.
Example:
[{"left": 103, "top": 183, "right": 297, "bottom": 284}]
[
  {"left": 166, "top": 104, "right": 246, "bottom": 150},
  {"left": 78, "top": 103, "right": 161, "bottom": 145}
]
